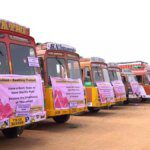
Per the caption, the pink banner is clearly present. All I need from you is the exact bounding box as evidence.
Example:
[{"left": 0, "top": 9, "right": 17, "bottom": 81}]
[
  {"left": 0, "top": 75, "right": 46, "bottom": 129},
  {"left": 96, "top": 82, "right": 115, "bottom": 104},
  {"left": 111, "top": 80, "right": 126, "bottom": 99},
  {"left": 130, "top": 81, "right": 140, "bottom": 95},
  {"left": 51, "top": 77, "right": 85, "bottom": 110}
]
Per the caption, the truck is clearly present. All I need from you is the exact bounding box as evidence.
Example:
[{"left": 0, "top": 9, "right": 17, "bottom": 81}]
[
  {"left": 108, "top": 63, "right": 127, "bottom": 104},
  {"left": 36, "top": 42, "right": 86, "bottom": 123},
  {"left": 80, "top": 57, "right": 115, "bottom": 113},
  {"left": 0, "top": 20, "right": 45, "bottom": 138}
]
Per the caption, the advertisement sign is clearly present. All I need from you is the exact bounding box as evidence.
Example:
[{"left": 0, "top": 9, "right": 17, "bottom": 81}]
[
  {"left": 0, "top": 75, "right": 46, "bottom": 129},
  {"left": 111, "top": 80, "right": 126, "bottom": 99},
  {"left": 96, "top": 82, "right": 115, "bottom": 103},
  {"left": 28, "top": 57, "right": 40, "bottom": 67},
  {"left": 51, "top": 77, "right": 85, "bottom": 110},
  {"left": 130, "top": 81, "right": 140, "bottom": 95}
]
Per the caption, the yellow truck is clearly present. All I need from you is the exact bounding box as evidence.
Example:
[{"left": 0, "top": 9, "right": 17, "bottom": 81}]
[
  {"left": 80, "top": 57, "right": 115, "bottom": 113},
  {"left": 36, "top": 42, "right": 86, "bottom": 123}
]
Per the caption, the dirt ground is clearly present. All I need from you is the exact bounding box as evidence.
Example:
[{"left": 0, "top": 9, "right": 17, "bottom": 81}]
[{"left": 1, "top": 102, "right": 150, "bottom": 150}]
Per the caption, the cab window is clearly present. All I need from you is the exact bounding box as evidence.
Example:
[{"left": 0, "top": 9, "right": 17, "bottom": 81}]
[
  {"left": 103, "top": 68, "right": 110, "bottom": 82},
  {"left": 0, "top": 42, "right": 9, "bottom": 74},
  {"left": 108, "top": 70, "right": 118, "bottom": 81},
  {"left": 10, "top": 44, "right": 36, "bottom": 75},
  {"left": 84, "top": 67, "right": 92, "bottom": 86},
  {"left": 92, "top": 66, "right": 104, "bottom": 83},
  {"left": 68, "top": 59, "right": 81, "bottom": 79},
  {"left": 46, "top": 58, "right": 66, "bottom": 85}
]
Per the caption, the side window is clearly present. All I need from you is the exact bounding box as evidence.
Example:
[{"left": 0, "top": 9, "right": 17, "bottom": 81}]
[
  {"left": 84, "top": 67, "right": 92, "bottom": 86},
  {"left": 0, "top": 42, "right": 9, "bottom": 74},
  {"left": 84, "top": 67, "right": 91, "bottom": 82}
]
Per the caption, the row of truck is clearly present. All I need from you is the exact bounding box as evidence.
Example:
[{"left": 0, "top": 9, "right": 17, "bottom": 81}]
[{"left": 0, "top": 20, "right": 150, "bottom": 138}]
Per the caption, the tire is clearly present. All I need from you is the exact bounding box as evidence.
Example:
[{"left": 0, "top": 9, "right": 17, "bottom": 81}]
[
  {"left": 123, "top": 99, "right": 129, "bottom": 105},
  {"left": 2, "top": 126, "right": 24, "bottom": 138},
  {"left": 88, "top": 107, "right": 100, "bottom": 113},
  {"left": 141, "top": 98, "right": 147, "bottom": 102},
  {"left": 53, "top": 115, "right": 70, "bottom": 124},
  {"left": 108, "top": 105, "right": 113, "bottom": 109},
  {"left": 123, "top": 93, "right": 129, "bottom": 105}
]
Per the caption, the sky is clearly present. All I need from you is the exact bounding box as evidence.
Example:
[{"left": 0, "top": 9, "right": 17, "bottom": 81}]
[{"left": 1, "top": 0, "right": 150, "bottom": 63}]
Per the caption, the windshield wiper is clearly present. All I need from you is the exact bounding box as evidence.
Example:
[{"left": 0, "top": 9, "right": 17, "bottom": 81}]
[{"left": 56, "top": 58, "right": 65, "bottom": 68}]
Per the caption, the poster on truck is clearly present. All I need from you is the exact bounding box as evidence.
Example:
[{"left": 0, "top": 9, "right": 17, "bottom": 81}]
[
  {"left": 96, "top": 82, "right": 115, "bottom": 103},
  {"left": 0, "top": 75, "right": 46, "bottom": 129},
  {"left": 111, "top": 80, "right": 126, "bottom": 99},
  {"left": 51, "top": 77, "right": 85, "bottom": 110},
  {"left": 130, "top": 81, "right": 141, "bottom": 96}
]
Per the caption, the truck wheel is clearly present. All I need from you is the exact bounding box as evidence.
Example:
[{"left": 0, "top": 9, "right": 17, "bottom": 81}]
[
  {"left": 53, "top": 115, "right": 70, "bottom": 124},
  {"left": 141, "top": 98, "right": 146, "bottom": 102},
  {"left": 88, "top": 107, "right": 100, "bottom": 113},
  {"left": 123, "top": 100, "right": 129, "bottom": 105},
  {"left": 2, "top": 126, "right": 24, "bottom": 138}
]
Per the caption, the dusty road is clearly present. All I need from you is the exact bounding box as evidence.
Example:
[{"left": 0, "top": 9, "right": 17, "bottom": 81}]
[{"left": 1, "top": 102, "right": 150, "bottom": 150}]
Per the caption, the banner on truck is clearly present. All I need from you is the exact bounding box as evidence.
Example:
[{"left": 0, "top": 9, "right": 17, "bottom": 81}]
[
  {"left": 130, "top": 81, "right": 141, "bottom": 96},
  {"left": 96, "top": 82, "right": 115, "bottom": 103},
  {"left": 111, "top": 80, "right": 126, "bottom": 99},
  {"left": 0, "top": 75, "right": 46, "bottom": 129},
  {"left": 51, "top": 77, "right": 85, "bottom": 110}
]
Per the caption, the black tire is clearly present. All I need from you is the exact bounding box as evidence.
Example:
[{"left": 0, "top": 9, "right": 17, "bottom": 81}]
[
  {"left": 108, "top": 105, "right": 113, "bottom": 109},
  {"left": 123, "top": 94, "right": 129, "bottom": 105},
  {"left": 123, "top": 100, "right": 129, "bottom": 105},
  {"left": 2, "top": 126, "right": 24, "bottom": 138},
  {"left": 141, "top": 98, "right": 147, "bottom": 102},
  {"left": 53, "top": 115, "right": 70, "bottom": 124},
  {"left": 88, "top": 107, "right": 100, "bottom": 113},
  {"left": 123, "top": 99, "right": 129, "bottom": 105}
]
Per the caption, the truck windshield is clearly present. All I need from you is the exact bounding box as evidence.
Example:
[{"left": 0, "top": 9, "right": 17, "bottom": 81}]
[
  {"left": 127, "top": 74, "right": 137, "bottom": 82},
  {"left": 108, "top": 70, "right": 118, "bottom": 81},
  {"left": 102, "top": 68, "right": 110, "bottom": 82},
  {"left": 47, "top": 58, "right": 67, "bottom": 79},
  {"left": 68, "top": 59, "right": 81, "bottom": 79},
  {"left": 10, "top": 44, "right": 36, "bottom": 75},
  {"left": 92, "top": 66, "right": 104, "bottom": 83},
  {"left": 0, "top": 42, "right": 9, "bottom": 74},
  {"left": 116, "top": 71, "right": 122, "bottom": 81}
]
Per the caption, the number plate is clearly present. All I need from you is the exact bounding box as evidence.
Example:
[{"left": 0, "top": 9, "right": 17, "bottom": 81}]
[
  {"left": 70, "top": 102, "right": 77, "bottom": 108},
  {"left": 9, "top": 117, "right": 25, "bottom": 127}
]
